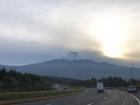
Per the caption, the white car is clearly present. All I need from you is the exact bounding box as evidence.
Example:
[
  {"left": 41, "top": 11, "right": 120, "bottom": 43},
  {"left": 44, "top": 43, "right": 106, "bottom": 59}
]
[{"left": 128, "top": 85, "right": 137, "bottom": 93}]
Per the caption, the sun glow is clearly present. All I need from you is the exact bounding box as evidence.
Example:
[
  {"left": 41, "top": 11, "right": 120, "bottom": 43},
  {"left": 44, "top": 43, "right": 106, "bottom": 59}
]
[{"left": 87, "top": 13, "right": 128, "bottom": 58}]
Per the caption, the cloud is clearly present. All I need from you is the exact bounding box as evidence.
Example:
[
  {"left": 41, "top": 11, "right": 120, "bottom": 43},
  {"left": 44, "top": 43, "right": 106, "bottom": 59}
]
[{"left": 0, "top": 0, "right": 140, "bottom": 66}]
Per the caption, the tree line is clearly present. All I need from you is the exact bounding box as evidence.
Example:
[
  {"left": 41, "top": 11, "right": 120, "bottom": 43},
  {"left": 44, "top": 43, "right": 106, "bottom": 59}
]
[
  {"left": 72, "top": 76, "right": 140, "bottom": 88},
  {"left": 0, "top": 68, "right": 50, "bottom": 91},
  {"left": 0, "top": 68, "right": 140, "bottom": 92},
  {"left": 99, "top": 76, "right": 140, "bottom": 88}
]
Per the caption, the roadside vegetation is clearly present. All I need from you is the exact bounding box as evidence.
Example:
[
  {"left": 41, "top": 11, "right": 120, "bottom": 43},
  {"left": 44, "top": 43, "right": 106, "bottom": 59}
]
[
  {"left": 0, "top": 68, "right": 83, "bottom": 104},
  {"left": 0, "top": 68, "right": 140, "bottom": 92},
  {"left": 71, "top": 77, "right": 140, "bottom": 88},
  {"left": 0, "top": 68, "right": 51, "bottom": 91},
  {"left": 0, "top": 89, "right": 81, "bottom": 101}
]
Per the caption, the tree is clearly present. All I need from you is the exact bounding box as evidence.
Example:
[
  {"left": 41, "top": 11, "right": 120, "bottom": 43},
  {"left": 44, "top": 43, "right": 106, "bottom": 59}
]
[
  {"left": 2, "top": 76, "right": 18, "bottom": 90},
  {"left": 0, "top": 81, "right": 3, "bottom": 90},
  {"left": 0, "top": 68, "right": 7, "bottom": 79}
]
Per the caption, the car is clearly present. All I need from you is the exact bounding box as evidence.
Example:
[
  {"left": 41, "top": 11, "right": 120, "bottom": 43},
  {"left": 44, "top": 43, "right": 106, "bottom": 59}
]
[{"left": 128, "top": 85, "right": 137, "bottom": 93}]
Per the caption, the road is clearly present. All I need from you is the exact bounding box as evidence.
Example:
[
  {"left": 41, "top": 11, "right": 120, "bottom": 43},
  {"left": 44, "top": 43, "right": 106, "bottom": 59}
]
[{"left": 14, "top": 88, "right": 139, "bottom": 105}]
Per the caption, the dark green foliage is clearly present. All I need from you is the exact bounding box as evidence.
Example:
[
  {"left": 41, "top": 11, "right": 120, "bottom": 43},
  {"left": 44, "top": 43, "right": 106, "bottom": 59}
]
[
  {"left": 0, "top": 68, "right": 51, "bottom": 91},
  {"left": 70, "top": 78, "right": 97, "bottom": 87},
  {"left": 2, "top": 76, "right": 18, "bottom": 90},
  {"left": 99, "top": 76, "right": 129, "bottom": 87},
  {"left": 72, "top": 76, "right": 135, "bottom": 88},
  {"left": 40, "top": 76, "right": 83, "bottom": 86}
]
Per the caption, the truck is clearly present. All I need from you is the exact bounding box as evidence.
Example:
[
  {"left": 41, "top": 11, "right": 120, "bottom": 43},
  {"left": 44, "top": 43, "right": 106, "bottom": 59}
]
[{"left": 97, "top": 82, "right": 104, "bottom": 93}]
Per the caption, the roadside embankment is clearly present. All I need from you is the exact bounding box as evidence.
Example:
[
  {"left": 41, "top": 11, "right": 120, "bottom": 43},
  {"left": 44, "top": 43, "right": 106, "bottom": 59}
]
[{"left": 0, "top": 88, "right": 83, "bottom": 105}]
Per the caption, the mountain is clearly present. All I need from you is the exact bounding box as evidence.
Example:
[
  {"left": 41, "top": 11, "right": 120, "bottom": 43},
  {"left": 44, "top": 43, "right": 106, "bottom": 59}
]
[{"left": 10, "top": 59, "right": 140, "bottom": 80}]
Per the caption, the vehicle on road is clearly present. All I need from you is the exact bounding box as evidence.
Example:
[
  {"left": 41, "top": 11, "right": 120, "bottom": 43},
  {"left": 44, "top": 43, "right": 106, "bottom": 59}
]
[
  {"left": 97, "top": 82, "right": 104, "bottom": 93},
  {"left": 128, "top": 85, "right": 137, "bottom": 93}
]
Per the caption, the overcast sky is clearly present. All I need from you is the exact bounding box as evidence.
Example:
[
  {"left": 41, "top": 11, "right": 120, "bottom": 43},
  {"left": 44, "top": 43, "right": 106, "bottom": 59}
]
[{"left": 0, "top": 0, "right": 140, "bottom": 67}]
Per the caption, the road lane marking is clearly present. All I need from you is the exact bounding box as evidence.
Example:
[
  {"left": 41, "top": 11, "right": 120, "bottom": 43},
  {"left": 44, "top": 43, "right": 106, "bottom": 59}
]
[
  {"left": 46, "top": 103, "right": 54, "bottom": 105},
  {"left": 104, "top": 96, "right": 108, "bottom": 100},
  {"left": 87, "top": 102, "right": 94, "bottom": 105},
  {"left": 130, "top": 94, "right": 140, "bottom": 105}
]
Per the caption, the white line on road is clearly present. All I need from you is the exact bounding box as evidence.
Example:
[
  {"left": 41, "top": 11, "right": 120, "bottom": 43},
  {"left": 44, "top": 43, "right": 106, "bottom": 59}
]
[
  {"left": 104, "top": 96, "right": 108, "bottom": 100},
  {"left": 46, "top": 103, "right": 54, "bottom": 105},
  {"left": 130, "top": 94, "right": 140, "bottom": 105},
  {"left": 87, "top": 102, "right": 94, "bottom": 105}
]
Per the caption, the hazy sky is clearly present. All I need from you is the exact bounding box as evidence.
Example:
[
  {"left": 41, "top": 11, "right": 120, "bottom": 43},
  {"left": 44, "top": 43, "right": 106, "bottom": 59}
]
[{"left": 1, "top": 0, "right": 140, "bottom": 67}]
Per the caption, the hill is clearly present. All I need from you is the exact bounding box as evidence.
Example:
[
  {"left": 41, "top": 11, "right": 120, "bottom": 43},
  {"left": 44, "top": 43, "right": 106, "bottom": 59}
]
[{"left": 12, "top": 59, "right": 140, "bottom": 80}]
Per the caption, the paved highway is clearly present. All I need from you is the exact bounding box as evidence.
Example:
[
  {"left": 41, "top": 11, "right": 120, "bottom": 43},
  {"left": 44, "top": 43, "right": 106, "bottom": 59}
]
[{"left": 14, "top": 88, "right": 139, "bottom": 105}]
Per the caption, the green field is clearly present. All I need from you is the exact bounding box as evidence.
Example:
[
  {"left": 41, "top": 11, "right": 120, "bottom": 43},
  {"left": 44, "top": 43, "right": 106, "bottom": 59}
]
[
  {"left": 0, "top": 89, "right": 81, "bottom": 101},
  {"left": 0, "top": 88, "right": 83, "bottom": 105}
]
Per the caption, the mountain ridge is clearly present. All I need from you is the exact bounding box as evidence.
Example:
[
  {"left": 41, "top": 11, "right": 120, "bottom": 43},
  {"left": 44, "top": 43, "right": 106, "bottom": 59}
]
[{"left": 0, "top": 59, "right": 139, "bottom": 80}]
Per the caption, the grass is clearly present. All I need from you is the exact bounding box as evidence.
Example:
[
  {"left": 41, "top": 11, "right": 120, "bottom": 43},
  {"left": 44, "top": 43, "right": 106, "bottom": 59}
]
[{"left": 0, "top": 89, "right": 82, "bottom": 101}]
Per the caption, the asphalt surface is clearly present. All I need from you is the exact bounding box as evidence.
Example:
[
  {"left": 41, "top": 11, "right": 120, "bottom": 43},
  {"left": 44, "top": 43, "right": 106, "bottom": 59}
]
[{"left": 14, "top": 88, "right": 139, "bottom": 105}]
